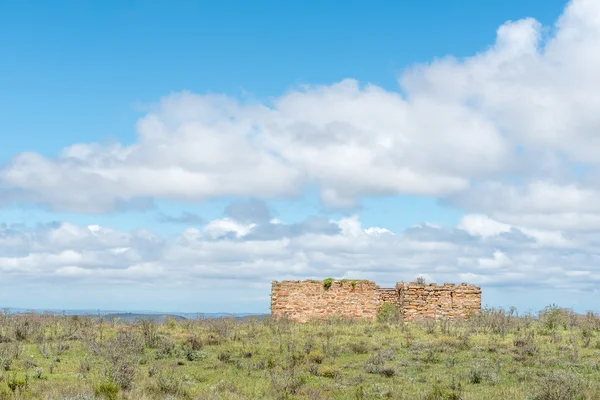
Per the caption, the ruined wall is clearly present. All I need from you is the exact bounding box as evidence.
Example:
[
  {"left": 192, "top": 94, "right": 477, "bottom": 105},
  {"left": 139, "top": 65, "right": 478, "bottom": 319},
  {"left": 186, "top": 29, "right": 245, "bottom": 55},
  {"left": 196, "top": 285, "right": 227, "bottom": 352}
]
[
  {"left": 271, "top": 280, "right": 481, "bottom": 322},
  {"left": 378, "top": 288, "right": 400, "bottom": 307},
  {"left": 271, "top": 280, "right": 381, "bottom": 322},
  {"left": 397, "top": 282, "right": 482, "bottom": 321}
]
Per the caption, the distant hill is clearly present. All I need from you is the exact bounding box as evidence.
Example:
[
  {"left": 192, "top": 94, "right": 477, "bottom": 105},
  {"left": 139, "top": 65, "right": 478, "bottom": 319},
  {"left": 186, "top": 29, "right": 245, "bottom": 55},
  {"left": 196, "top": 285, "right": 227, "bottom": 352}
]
[
  {"left": 1, "top": 307, "right": 268, "bottom": 321},
  {"left": 102, "top": 313, "right": 187, "bottom": 323}
]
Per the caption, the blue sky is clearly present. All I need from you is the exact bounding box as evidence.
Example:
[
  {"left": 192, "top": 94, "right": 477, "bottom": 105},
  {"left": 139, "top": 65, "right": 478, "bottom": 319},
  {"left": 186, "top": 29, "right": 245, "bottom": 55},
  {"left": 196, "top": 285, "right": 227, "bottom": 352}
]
[{"left": 2, "top": 0, "right": 600, "bottom": 314}]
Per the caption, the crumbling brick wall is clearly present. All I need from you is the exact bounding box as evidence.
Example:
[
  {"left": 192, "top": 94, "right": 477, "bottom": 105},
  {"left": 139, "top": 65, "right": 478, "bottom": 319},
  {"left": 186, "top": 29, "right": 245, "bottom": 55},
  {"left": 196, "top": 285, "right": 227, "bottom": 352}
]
[
  {"left": 378, "top": 288, "right": 400, "bottom": 308},
  {"left": 270, "top": 280, "right": 381, "bottom": 322},
  {"left": 397, "top": 282, "right": 482, "bottom": 321},
  {"left": 271, "top": 279, "right": 481, "bottom": 322}
]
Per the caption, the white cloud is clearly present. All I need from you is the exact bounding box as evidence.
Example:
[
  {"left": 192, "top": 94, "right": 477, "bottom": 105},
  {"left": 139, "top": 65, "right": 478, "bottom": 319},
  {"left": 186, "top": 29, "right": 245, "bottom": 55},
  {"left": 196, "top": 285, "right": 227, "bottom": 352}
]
[
  {"left": 1, "top": 214, "right": 599, "bottom": 301},
  {"left": 2, "top": 0, "right": 599, "bottom": 236},
  {"left": 458, "top": 214, "right": 511, "bottom": 238},
  {"left": 0, "top": 66, "right": 507, "bottom": 212},
  {"left": 202, "top": 218, "right": 256, "bottom": 239},
  {"left": 3, "top": 0, "right": 600, "bottom": 310},
  {"left": 3, "top": 1, "right": 600, "bottom": 223},
  {"left": 478, "top": 251, "right": 513, "bottom": 269}
]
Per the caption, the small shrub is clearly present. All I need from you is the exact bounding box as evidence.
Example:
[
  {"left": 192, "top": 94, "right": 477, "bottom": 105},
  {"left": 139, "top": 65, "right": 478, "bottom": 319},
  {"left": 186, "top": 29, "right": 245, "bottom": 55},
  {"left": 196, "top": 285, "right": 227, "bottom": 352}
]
[
  {"left": 265, "top": 355, "right": 277, "bottom": 369},
  {"left": 308, "top": 350, "right": 324, "bottom": 364},
  {"left": 539, "top": 305, "right": 568, "bottom": 332},
  {"left": 186, "top": 349, "right": 206, "bottom": 361},
  {"left": 422, "top": 382, "right": 462, "bottom": 400},
  {"left": 531, "top": 371, "right": 583, "bottom": 400},
  {"left": 6, "top": 374, "right": 26, "bottom": 393},
  {"left": 377, "top": 303, "right": 401, "bottom": 323},
  {"left": 323, "top": 278, "right": 334, "bottom": 290},
  {"left": 0, "top": 383, "right": 12, "bottom": 399},
  {"left": 185, "top": 335, "right": 203, "bottom": 351},
  {"left": 416, "top": 276, "right": 426, "bottom": 285},
  {"left": 155, "top": 336, "right": 179, "bottom": 359},
  {"left": 319, "top": 366, "right": 339, "bottom": 379},
  {"left": 269, "top": 369, "right": 306, "bottom": 396},
  {"left": 423, "top": 349, "right": 440, "bottom": 364},
  {"left": 47, "top": 360, "right": 55, "bottom": 374},
  {"left": 12, "top": 318, "right": 33, "bottom": 341},
  {"left": 0, "top": 357, "right": 11, "bottom": 371},
  {"left": 379, "top": 365, "right": 396, "bottom": 378},
  {"left": 166, "top": 317, "right": 177, "bottom": 329},
  {"left": 513, "top": 330, "right": 538, "bottom": 357},
  {"left": 348, "top": 341, "right": 369, "bottom": 354},
  {"left": 111, "top": 362, "right": 136, "bottom": 390},
  {"left": 364, "top": 349, "right": 396, "bottom": 374},
  {"left": 217, "top": 351, "right": 231, "bottom": 363},
  {"left": 94, "top": 380, "right": 120, "bottom": 400},
  {"left": 152, "top": 367, "right": 188, "bottom": 397},
  {"left": 78, "top": 358, "right": 91, "bottom": 375},
  {"left": 423, "top": 319, "right": 437, "bottom": 335},
  {"left": 205, "top": 333, "right": 223, "bottom": 346},
  {"left": 468, "top": 367, "right": 483, "bottom": 384},
  {"left": 364, "top": 360, "right": 380, "bottom": 374},
  {"left": 139, "top": 319, "right": 159, "bottom": 348},
  {"left": 368, "top": 348, "right": 396, "bottom": 364}
]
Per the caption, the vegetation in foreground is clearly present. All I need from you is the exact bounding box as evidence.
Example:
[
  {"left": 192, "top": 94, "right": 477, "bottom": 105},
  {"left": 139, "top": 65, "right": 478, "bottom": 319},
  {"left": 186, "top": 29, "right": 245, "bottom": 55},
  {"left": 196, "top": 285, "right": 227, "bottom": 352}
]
[{"left": 0, "top": 305, "right": 599, "bottom": 399}]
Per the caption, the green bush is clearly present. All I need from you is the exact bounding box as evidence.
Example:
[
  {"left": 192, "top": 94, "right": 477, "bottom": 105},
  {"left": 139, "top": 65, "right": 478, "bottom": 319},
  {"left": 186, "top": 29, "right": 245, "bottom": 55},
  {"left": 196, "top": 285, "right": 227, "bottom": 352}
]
[
  {"left": 379, "top": 365, "right": 396, "bottom": 378},
  {"left": 166, "top": 317, "right": 178, "bottom": 329},
  {"left": 323, "top": 278, "right": 334, "bottom": 290},
  {"left": 217, "top": 351, "right": 232, "bottom": 363},
  {"left": 377, "top": 303, "right": 401, "bottom": 323},
  {"left": 319, "top": 366, "right": 339, "bottom": 379},
  {"left": 111, "top": 362, "right": 136, "bottom": 390},
  {"left": 348, "top": 341, "right": 369, "bottom": 354},
  {"left": 94, "top": 380, "right": 120, "bottom": 400},
  {"left": 468, "top": 367, "right": 483, "bottom": 384},
  {"left": 186, "top": 349, "right": 206, "bottom": 361},
  {"left": 0, "top": 383, "right": 13, "bottom": 400},
  {"left": 5, "top": 373, "right": 26, "bottom": 393},
  {"left": 531, "top": 371, "right": 584, "bottom": 400},
  {"left": 154, "top": 367, "right": 189, "bottom": 396},
  {"left": 539, "top": 304, "right": 569, "bottom": 332},
  {"left": 422, "top": 383, "right": 462, "bottom": 400},
  {"left": 308, "top": 350, "right": 324, "bottom": 364}
]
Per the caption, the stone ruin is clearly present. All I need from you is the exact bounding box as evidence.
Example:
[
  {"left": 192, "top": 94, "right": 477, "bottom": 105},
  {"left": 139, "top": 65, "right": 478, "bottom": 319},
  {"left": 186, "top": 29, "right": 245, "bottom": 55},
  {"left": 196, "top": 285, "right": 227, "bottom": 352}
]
[{"left": 270, "top": 279, "right": 482, "bottom": 322}]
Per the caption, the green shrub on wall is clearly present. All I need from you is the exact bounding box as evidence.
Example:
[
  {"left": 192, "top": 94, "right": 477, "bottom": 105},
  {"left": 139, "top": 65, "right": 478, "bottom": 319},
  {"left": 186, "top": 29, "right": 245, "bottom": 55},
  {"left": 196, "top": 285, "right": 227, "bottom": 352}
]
[
  {"left": 377, "top": 303, "right": 401, "bottom": 323},
  {"left": 323, "top": 278, "right": 334, "bottom": 289}
]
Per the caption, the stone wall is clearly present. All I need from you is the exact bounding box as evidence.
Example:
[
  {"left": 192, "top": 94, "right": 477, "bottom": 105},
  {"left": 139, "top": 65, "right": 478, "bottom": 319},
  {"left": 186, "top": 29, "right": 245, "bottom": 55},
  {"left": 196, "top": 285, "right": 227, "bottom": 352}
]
[
  {"left": 271, "top": 279, "right": 481, "bottom": 322},
  {"left": 397, "top": 282, "right": 482, "bottom": 321},
  {"left": 270, "top": 280, "right": 381, "bottom": 322},
  {"left": 378, "top": 288, "right": 400, "bottom": 307}
]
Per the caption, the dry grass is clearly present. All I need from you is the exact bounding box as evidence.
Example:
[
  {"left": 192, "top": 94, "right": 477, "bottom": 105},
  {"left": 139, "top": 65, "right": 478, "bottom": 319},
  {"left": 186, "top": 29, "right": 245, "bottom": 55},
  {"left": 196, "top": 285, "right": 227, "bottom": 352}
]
[{"left": 0, "top": 306, "right": 598, "bottom": 399}]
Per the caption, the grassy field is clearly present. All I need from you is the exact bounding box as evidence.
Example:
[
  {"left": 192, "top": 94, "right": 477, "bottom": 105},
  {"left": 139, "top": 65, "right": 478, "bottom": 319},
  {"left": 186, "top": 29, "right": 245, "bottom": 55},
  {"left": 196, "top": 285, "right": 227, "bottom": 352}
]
[{"left": 0, "top": 305, "right": 599, "bottom": 399}]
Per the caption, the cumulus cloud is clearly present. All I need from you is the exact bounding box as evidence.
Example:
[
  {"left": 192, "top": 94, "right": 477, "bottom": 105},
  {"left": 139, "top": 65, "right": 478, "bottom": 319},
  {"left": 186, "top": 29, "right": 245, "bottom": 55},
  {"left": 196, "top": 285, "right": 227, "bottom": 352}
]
[
  {"left": 447, "top": 182, "right": 600, "bottom": 230},
  {"left": 3, "top": 0, "right": 600, "bottom": 310},
  {"left": 1, "top": 80, "right": 500, "bottom": 212},
  {"left": 1, "top": 214, "right": 599, "bottom": 298},
  {"left": 3, "top": 0, "right": 600, "bottom": 233},
  {"left": 3, "top": 0, "right": 600, "bottom": 221}
]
